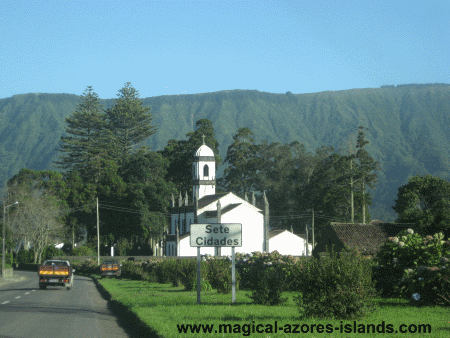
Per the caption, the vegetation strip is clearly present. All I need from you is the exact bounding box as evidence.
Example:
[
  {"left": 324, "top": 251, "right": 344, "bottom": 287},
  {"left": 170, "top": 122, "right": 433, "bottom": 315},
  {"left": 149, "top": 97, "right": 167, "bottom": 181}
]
[{"left": 97, "top": 278, "right": 449, "bottom": 338}]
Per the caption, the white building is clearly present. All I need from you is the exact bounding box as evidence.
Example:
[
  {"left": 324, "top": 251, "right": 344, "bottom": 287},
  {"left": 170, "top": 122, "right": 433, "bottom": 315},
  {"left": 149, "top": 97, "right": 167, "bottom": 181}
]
[
  {"left": 165, "top": 137, "right": 307, "bottom": 257},
  {"left": 269, "top": 230, "right": 312, "bottom": 256}
]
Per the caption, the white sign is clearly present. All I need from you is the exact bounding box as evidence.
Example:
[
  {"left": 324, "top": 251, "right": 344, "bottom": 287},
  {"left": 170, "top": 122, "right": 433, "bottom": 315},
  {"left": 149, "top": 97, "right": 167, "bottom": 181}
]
[{"left": 190, "top": 223, "right": 242, "bottom": 247}]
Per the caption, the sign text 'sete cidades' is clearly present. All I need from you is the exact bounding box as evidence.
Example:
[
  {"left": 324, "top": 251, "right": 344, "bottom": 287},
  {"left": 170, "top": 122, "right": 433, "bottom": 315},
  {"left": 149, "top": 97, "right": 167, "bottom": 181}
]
[{"left": 190, "top": 223, "right": 242, "bottom": 247}]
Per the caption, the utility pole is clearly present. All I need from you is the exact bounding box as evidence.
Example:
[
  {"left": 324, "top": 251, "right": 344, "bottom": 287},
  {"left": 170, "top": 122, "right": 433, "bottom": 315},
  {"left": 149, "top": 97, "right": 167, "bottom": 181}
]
[
  {"left": 97, "top": 197, "right": 100, "bottom": 265},
  {"left": 350, "top": 157, "right": 354, "bottom": 223},
  {"left": 2, "top": 201, "right": 18, "bottom": 277},
  {"left": 305, "top": 225, "right": 309, "bottom": 256},
  {"left": 2, "top": 201, "right": 5, "bottom": 276},
  {"left": 312, "top": 207, "right": 315, "bottom": 250}
]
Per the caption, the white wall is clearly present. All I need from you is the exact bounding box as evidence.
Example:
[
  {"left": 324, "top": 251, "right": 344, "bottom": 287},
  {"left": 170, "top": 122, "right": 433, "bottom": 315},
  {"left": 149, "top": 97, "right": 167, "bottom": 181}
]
[
  {"left": 180, "top": 202, "right": 264, "bottom": 256},
  {"left": 269, "top": 231, "right": 312, "bottom": 256}
]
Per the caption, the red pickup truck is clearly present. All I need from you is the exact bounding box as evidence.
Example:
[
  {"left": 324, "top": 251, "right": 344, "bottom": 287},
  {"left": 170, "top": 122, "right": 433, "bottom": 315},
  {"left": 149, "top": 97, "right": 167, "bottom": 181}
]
[{"left": 38, "top": 260, "right": 74, "bottom": 290}]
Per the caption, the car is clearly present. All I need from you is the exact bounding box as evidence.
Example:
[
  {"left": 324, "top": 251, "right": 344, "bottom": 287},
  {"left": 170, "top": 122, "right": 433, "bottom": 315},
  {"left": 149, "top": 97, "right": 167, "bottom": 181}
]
[{"left": 100, "top": 260, "right": 122, "bottom": 278}]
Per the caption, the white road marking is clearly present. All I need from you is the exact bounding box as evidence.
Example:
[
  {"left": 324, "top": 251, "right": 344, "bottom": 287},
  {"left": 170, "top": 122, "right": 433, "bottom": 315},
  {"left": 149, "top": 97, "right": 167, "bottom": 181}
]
[
  {"left": 1, "top": 301, "right": 10, "bottom": 304},
  {"left": 14, "top": 296, "right": 21, "bottom": 299},
  {"left": 25, "top": 292, "right": 30, "bottom": 295}
]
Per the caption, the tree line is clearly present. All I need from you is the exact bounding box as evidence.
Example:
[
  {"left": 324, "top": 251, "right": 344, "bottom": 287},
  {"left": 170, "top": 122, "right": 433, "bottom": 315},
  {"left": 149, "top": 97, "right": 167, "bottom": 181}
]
[{"left": 1, "top": 83, "right": 449, "bottom": 263}]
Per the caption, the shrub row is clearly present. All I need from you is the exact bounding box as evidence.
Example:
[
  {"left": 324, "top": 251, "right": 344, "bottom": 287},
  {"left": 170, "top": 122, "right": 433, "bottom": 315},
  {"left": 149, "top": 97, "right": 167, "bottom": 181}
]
[{"left": 46, "top": 227, "right": 450, "bottom": 319}]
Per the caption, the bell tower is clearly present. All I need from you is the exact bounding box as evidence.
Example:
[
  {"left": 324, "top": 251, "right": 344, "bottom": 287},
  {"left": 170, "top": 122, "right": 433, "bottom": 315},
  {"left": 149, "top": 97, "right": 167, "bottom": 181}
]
[{"left": 192, "top": 135, "right": 216, "bottom": 200}]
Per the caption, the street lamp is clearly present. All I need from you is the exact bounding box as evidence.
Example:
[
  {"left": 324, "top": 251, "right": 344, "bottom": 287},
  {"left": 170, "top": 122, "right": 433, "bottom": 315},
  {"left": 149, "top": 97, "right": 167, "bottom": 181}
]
[{"left": 2, "top": 201, "right": 18, "bottom": 277}]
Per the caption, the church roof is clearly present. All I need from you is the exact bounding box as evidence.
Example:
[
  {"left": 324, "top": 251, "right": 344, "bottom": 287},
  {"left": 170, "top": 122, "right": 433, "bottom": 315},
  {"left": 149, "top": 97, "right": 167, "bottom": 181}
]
[
  {"left": 203, "top": 203, "right": 242, "bottom": 218},
  {"left": 195, "top": 144, "right": 214, "bottom": 157},
  {"left": 197, "top": 193, "right": 229, "bottom": 209}
]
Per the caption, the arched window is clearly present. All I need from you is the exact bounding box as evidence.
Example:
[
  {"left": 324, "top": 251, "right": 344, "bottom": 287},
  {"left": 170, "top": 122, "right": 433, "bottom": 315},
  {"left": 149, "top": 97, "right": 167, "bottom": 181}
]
[{"left": 203, "top": 164, "right": 209, "bottom": 177}]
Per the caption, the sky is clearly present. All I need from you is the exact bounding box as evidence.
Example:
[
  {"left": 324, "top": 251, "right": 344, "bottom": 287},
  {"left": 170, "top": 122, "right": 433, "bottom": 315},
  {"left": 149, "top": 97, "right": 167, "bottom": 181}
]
[{"left": 1, "top": 0, "right": 449, "bottom": 99}]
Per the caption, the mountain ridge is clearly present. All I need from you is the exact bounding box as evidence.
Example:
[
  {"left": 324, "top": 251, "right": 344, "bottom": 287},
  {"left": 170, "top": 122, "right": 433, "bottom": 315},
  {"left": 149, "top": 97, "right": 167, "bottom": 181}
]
[{"left": 1, "top": 83, "right": 449, "bottom": 221}]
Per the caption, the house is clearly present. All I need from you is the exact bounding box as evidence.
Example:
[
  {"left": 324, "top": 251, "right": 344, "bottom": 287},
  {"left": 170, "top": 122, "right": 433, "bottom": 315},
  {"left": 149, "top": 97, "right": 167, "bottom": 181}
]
[
  {"left": 269, "top": 229, "right": 312, "bottom": 256},
  {"left": 312, "top": 221, "right": 414, "bottom": 258}
]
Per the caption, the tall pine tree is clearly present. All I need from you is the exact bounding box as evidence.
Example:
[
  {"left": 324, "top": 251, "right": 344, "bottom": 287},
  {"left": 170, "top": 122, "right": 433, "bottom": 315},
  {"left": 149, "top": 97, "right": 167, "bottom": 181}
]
[
  {"left": 105, "top": 82, "right": 157, "bottom": 162},
  {"left": 55, "top": 86, "right": 107, "bottom": 180}
]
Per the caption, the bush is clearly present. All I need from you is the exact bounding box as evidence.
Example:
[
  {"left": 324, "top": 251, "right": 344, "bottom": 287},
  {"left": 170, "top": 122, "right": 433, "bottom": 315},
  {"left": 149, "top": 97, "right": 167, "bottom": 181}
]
[
  {"left": 72, "top": 246, "right": 95, "bottom": 257},
  {"left": 16, "top": 249, "right": 34, "bottom": 264},
  {"left": 71, "top": 259, "right": 98, "bottom": 275},
  {"left": 406, "top": 265, "right": 450, "bottom": 306},
  {"left": 141, "top": 259, "right": 159, "bottom": 283},
  {"left": 295, "top": 247, "right": 377, "bottom": 320},
  {"left": 237, "top": 251, "right": 294, "bottom": 305},
  {"left": 42, "top": 245, "right": 64, "bottom": 261},
  {"left": 121, "top": 261, "right": 150, "bottom": 281},
  {"left": 177, "top": 258, "right": 199, "bottom": 291},
  {"left": 374, "top": 229, "right": 450, "bottom": 301},
  {"left": 204, "top": 255, "right": 239, "bottom": 294},
  {"left": 155, "top": 259, "right": 182, "bottom": 286},
  {"left": 192, "top": 278, "right": 213, "bottom": 291}
]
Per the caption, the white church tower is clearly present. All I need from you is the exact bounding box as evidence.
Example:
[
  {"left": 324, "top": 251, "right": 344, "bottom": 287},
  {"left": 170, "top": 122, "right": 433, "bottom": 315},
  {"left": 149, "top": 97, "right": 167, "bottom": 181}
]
[{"left": 192, "top": 134, "right": 216, "bottom": 200}]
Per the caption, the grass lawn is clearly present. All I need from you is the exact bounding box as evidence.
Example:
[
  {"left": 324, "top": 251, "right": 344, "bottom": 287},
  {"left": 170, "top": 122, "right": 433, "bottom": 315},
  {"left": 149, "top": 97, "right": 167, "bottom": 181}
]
[{"left": 98, "top": 278, "right": 450, "bottom": 338}]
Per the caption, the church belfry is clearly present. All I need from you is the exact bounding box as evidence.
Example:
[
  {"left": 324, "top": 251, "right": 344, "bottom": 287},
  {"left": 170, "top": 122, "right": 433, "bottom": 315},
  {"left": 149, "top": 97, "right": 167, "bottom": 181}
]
[{"left": 192, "top": 134, "right": 216, "bottom": 200}]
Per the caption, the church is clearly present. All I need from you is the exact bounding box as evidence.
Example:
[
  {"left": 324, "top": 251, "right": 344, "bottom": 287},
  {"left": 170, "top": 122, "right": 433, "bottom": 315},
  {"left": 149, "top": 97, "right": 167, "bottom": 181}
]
[{"left": 164, "top": 137, "right": 311, "bottom": 256}]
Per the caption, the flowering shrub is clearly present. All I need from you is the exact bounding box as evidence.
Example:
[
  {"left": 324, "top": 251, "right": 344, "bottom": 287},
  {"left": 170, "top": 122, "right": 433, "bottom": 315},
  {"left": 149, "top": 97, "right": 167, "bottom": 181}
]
[
  {"left": 121, "top": 261, "right": 150, "bottom": 280},
  {"left": 203, "top": 255, "right": 240, "bottom": 294},
  {"left": 236, "top": 251, "right": 298, "bottom": 291},
  {"left": 236, "top": 251, "right": 296, "bottom": 305},
  {"left": 155, "top": 258, "right": 183, "bottom": 286},
  {"left": 177, "top": 258, "right": 203, "bottom": 291},
  {"left": 374, "top": 228, "right": 450, "bottom": 303},
  {"left": 406, "top": 265, "right": 450, "bottom": 306},
  {"left": 295, "top": 247, "right": 377, "bottom": 320}
]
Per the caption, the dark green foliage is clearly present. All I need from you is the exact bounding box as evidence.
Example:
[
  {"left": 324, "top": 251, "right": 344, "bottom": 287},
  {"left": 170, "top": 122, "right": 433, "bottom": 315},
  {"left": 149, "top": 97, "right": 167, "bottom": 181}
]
[
  {"left": 176, "top": 258, "right": 200, "bottom": 291},
  {"left": 294, "top": 247, "right": 377, "bottom": 320},
  {"left": 191, "top": 278, "right": 213, "bottom": 291},
  {"left": 105, "top": 82, "right": 157, "bottom": 161},
  {"left": 55, "top": 86, "right": 108, "bottom": 178},
  {"left": 406, "top": 265, "right": 450, "bottom": 306},
  {"left": 16, "top": 249, "right": 34, "bottom": 265},
  {"left": 71, "top": 246, "right": 95, "bottom": 257},
  {"left": 71, "top": 259, "right": 98, "bottom": 275},
  {"left": 2, "top": 85, "right": 450, "bottom": 221},
  {"left": 159, "top": 118, "right": 221, "bottom": 195},
  {"left": 373, "top": 229, "right": 450, "bottom": 302},
  {"left": 121, "top": 261, "right": 149, "bottom": 280},
  {"left": 42, "top": 246, "right": 64, "bottom": 261},
  {"left": 393, "top": 175, "right": 450, "bottom": 238},
  {"left": 204, "top": 256, "right": 239, "bottom": 294},
  {"left": 236, "top": 251, "right": 295, "bottom": 305},
  {"left": 155, "top": 258, "right": 183, "bottom": 287},
  {"left": 219, "top": 127, "right": 259, "bottom": 196}
]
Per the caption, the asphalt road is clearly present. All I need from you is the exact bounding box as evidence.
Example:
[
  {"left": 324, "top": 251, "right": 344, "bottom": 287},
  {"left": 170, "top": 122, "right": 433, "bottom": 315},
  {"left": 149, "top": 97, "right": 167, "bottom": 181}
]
[{"left": 0, "top": 270, "right": 133, "bottom": 338}]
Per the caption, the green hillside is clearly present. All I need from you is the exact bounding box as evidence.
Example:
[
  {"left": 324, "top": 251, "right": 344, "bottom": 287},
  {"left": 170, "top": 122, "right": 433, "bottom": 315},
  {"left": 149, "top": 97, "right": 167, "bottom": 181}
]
[{"left": 1, "top": 84, "right": 449, "bottom": 221}]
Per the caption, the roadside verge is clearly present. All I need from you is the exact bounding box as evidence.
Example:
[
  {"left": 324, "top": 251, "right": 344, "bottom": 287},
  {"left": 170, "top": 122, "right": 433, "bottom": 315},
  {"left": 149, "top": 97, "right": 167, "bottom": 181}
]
[{"left": 92, "top": 277, "right": 161, "bottom": 338}]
